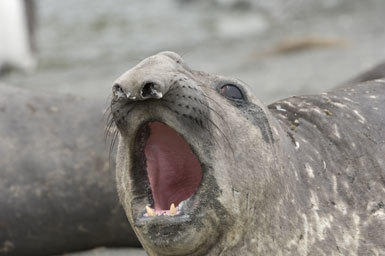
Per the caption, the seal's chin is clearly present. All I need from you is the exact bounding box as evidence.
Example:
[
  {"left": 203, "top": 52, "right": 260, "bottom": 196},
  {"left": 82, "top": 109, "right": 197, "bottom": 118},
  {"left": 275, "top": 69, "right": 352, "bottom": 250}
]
[{"left": 132, "top": 121, "right": 203, "bottom": 221}]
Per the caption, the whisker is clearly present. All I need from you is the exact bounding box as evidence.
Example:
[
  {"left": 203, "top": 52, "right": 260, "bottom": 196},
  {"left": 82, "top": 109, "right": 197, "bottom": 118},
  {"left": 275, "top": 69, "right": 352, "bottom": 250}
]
[
  {"left": 105, "top": 118, "right": 115, "bottom": 143},
  {"left": 171, "top": 83, "right": 232, "bottom": 137},
  {"left": 199, "top": 96, "right": 226, "bottom": 122},
  {"left": 200, "top": 114, "right": 235, "bottom": 158},
  {"left": 109, "top": 128, "right": 119, "bottom": 163},
  {"left": 162, "top": 103, "right": 235, "bottom": 158},
  {"left": 105, "top": 99, "right": 137, "bottom": 166},
  {"left": 199, "top": 93, "right": 225, "bottom": 111},
  {"left": 104, "top": 105, "right": 116, "bottom": 142}
]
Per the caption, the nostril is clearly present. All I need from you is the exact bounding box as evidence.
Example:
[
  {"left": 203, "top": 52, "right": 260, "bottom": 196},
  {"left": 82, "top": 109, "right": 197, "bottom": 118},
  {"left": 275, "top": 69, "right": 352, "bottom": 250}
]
[
  {"left": 113, "top": 83, "right": 123, "bottom": 93},
  {"left": 112, "top": 83, "right": 129, "bottom": 100},
  {"left": 112, "top": 83, "right": 122, "bottom": 92},
  {"left": 141, "top": 82, "right": 155, "bottom": 97},
  {"left": 141, "top": 82, "right": 163, "bottom": 99}
]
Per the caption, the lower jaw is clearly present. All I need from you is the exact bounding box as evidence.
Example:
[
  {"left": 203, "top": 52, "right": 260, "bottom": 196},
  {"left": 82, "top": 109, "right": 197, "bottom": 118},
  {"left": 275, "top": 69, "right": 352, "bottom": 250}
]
[
  {"left": 135, "top": 220, "right": 204, "bottom": 252},
  {"left": 134, "top": 213, "right": 219, "bottom": 256},
  {"left": 134, "top": 212, "right": 198, "bottom": 249},
  {"left": 127, "top": 175, "right": 223, "bottom": 255}
]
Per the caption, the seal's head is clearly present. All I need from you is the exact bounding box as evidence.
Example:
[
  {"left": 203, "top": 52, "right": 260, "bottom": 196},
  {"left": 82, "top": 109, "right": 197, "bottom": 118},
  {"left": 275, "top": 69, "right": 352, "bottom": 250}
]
[{"left": 110, "top": 52, "right": 279, "bottom": 255}]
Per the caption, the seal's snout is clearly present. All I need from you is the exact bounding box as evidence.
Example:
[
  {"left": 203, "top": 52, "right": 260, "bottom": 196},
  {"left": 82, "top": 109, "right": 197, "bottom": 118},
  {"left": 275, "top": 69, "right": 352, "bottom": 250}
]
[{"left": 112, "top": 52, "right": 186, "bottom": 101}]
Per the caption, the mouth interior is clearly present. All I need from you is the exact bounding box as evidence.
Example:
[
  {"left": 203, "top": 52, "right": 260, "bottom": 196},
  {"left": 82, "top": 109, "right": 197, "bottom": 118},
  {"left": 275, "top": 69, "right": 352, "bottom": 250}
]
[{"left": 144, "top": 122, "right": 202, "bottom": 212}]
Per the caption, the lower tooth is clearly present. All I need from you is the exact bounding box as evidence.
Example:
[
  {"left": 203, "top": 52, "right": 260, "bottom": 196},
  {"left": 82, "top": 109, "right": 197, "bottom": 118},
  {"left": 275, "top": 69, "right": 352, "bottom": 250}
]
[
  {"left": 146, "top": 205, "right": 155, "bottom": 217},
  {"left": 170, "top": 203, "right": 177, "bottom": 215}
]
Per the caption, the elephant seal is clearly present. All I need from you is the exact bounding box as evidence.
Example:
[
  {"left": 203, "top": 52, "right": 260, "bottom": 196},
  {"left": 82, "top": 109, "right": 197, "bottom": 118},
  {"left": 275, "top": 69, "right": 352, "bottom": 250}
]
[
  {"left": 0, "top": 84, "right": 140, "bottom": 256},
  {"left": 110, "top": 51, "right": 385, "bottom": 255}
]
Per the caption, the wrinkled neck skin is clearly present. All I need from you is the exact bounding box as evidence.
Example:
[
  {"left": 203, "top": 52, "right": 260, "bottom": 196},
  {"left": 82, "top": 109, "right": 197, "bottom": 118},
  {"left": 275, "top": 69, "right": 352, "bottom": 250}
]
[{"left": 198, "top": 107, "right": 309, "bottom": 256}]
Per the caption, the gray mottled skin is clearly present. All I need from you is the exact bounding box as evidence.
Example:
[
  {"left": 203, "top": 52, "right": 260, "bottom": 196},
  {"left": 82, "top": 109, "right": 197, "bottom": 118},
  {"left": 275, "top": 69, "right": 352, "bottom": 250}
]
[
  {"left": 0, "top": 84, "right": 140, "bottom": 256},
  {"left": 112, "top": 52, "right": 385, "bottom": 256}
]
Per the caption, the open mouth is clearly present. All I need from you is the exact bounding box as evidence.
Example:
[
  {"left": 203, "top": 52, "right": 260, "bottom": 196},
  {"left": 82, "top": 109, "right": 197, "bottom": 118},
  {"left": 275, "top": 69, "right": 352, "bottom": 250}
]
[{"left": 136, "top": 122, "right": 202, "bottom": 218}]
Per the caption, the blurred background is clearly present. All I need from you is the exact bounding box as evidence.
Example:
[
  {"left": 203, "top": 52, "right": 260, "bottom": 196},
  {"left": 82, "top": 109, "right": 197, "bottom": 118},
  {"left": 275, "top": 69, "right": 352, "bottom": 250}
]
[
  {"left": 1, "top": 0, "right": 385, "bottom": 104},
  {"left": 0, "top": 0, "right": 385, "bottom": 255}
]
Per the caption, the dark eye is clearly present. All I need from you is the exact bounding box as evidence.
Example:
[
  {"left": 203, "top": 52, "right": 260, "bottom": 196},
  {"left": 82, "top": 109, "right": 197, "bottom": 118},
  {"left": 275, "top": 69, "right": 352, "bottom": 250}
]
[{"left": 220, "top": 84, "right": 244, "bottom": 100}]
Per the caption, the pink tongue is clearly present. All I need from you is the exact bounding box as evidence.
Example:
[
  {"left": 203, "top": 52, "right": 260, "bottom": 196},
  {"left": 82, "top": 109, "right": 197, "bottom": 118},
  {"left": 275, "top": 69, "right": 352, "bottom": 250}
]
[{"left": 144, "top": 122, "right": 202, "bottom": 211}]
